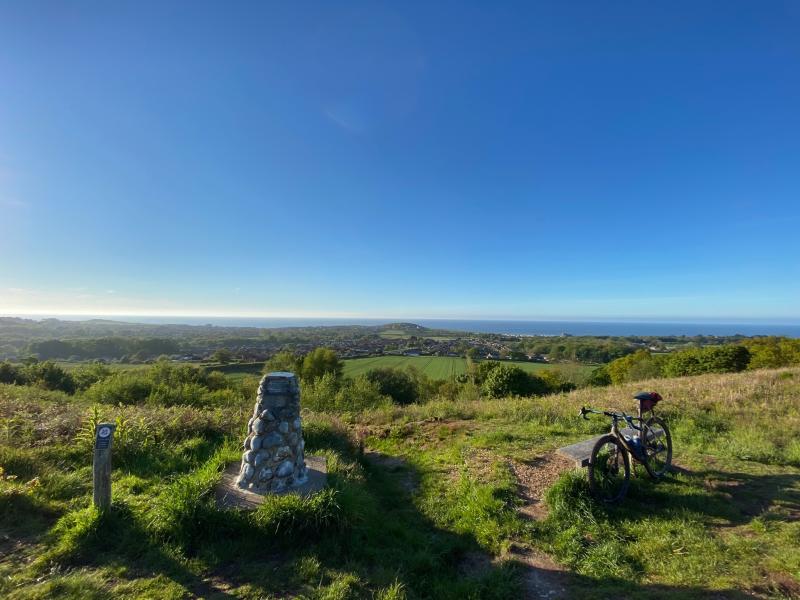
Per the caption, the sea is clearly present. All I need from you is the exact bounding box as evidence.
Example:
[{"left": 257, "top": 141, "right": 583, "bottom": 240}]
[{"left": 9, "top": 315, "right": 800, "bottom": 337}]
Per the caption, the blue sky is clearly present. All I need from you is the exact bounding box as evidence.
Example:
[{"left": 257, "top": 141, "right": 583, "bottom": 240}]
[{"left": 1, "top": 1, "right": 799, "bottom": 320}]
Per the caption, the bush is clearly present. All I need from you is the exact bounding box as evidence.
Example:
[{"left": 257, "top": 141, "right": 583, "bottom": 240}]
[
  {"left": 22, "top": 361, "right": 77, "bottom": 394},
  {"left": 303, "top": 372, "right": 390, "bottom": 412},
  {"left": 365, "top": 368, "right": 418, "bottom": 405},
  {"left": 84, "top": 372, "right": 153, "bottom": 405},
  {"left": 537, "top": 369, "right": 577, "bottom": 393},
  {"left": 475, "top": 360, "right": 501, "bottom": 384},
  {"left": 585, "top": 365, "right": 612, "bottom": 387},
  {"left": 263, "top": 350, "right": 302, "bottom": 375},
  {"left": 301, "top": 348, "right": 343, "bottom": 382},
  {"left": 71, "top": 363, "right": 113, "bottom": 391},
  {"left": 607, "top": 350, "right": 664, "bottom": 384},
  {"left": 0, "top": 361, "right": 26, "bottom": 385},
  {"left": 742, "top": 337, "right": 800, "bottom": 369},
  {"left": 663, "top": 345, "right": 750, "bottom": 377},
  {"left": 81, "top": 361, "right": 246, "bottom": 407},
  {"left": 481, "top": 365, "right": 548, "bottom": 398}
]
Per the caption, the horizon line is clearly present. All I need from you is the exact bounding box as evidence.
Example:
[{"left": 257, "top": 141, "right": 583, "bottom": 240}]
[{"left": 2, "top": 312, "right": 800, "bottom": 325}]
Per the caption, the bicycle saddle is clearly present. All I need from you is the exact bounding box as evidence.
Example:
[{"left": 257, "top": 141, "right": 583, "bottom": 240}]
[{"left": 634, "top": 391, "right": 662, "bottom": 410}]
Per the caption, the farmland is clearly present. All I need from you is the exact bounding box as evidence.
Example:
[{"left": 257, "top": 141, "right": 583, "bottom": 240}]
[{"left": 343, "top": 355, "right": 595, "bottom": 380}]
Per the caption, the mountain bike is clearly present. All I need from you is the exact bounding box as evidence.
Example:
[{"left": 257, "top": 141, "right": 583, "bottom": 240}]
[{"left": 579, "top": 392, "right": 672, "bottom": 503}]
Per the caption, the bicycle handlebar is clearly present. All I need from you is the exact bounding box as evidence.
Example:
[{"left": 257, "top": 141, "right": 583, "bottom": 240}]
[{"left": 579, "top": 406, "right": 641, "bottom": 429}]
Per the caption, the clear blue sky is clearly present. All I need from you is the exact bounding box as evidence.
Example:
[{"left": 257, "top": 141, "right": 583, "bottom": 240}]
[{"left": 1, "top": 1, "right": 799, "bottom": 321}]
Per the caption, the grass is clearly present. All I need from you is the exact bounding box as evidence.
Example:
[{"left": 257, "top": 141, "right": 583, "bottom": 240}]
[
  {"left": 1, "top": 367, "right": 799, "bottom": 598},
  {"left": 343, "top": 355, "right": 594, "bottom": 380}
]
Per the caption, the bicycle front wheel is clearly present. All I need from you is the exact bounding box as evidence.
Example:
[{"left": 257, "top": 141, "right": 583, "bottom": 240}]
[
  {"left": 588, "top": 435, "right": 630, "bottom": 503},
  {"left": 643, "top": 416, "right": 672, "bottom": 479}
]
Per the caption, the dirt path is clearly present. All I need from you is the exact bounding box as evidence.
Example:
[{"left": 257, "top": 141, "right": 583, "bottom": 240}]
[
  {"left": 510, "top": 453, "right": 573, "bottom": 521},
  {"left": 508, "top": 453, "right": 574, "bottom": 599}
]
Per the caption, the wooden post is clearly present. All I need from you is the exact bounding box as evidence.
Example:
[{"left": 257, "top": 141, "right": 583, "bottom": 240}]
[{"left": 93, "top": 423, "right": 115, "bottom": 510}]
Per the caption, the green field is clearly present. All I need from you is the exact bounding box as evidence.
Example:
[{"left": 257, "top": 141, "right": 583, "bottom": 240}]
[
  {"left": 378, "top": 329, "right": 458, "bottom": 341},
  {"left": 343, "top": 355, "right": 593, "bottom": 380}
]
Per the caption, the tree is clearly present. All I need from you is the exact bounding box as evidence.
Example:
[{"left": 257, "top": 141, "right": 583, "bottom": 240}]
[
  {"left": 607, "top": 350, "right": 664, "bottom": 384},
  {"left": 585, "top": 365, "right": 612, "bottom": 387},
  {"left": 662, "top": 345, "right": 750, "bottom": 377},
  {"left": 211, "top": 348, "right": 233, "bottom": 364},
  {"left": 742, "top": 337, "right": 800, "bottom": 369},
  {"left": 365, "top": 368, "right": 418, "bottom": 405},
  {"left": 301, "top": 348, "right": 343, "bottom": 382},
  {"left": 263, "top": 351, "right": 302, "bottom": 375},
  {"left": 475, "top": 360, "right": 501, "bottom": 384},
  {"left": 481, "top": 364, "right": 548, "bottom": 398},
  {"left": 537, "top": 368, "right": 577, "bottom": 393}
]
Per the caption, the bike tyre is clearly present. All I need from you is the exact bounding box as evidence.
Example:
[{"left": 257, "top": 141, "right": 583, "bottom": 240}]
[
  {"left": 588, "top": 434, "right": 630, "bottom": 504},
  {"left": 643, "top": 416, "right": 673, "bottom": 479}
]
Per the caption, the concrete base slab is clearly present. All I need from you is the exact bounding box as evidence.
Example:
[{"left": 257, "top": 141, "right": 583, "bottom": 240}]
[{"left": 215, "top": 455, "right": 327, "bottom": 510}]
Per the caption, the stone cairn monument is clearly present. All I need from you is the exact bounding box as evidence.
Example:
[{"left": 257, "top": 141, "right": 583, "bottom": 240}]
[{"left": 236, "top": 372, "right": 308, "bottom": 493}]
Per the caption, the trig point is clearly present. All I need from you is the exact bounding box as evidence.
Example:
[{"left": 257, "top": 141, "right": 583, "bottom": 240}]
[
  {"left": 238, "top": 372, "right": 308, "bottom": 492},
  {"left": 216, "top": 372, "right": 326, "bottom": 509}
]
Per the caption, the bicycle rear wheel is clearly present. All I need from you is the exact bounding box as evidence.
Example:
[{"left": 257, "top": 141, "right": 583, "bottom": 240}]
[
  {"left": 588, "top": 435, "right": 630, "bottom": 503},
  {"left": 642, "top": 416, "right": 672, "bottom": 479}
]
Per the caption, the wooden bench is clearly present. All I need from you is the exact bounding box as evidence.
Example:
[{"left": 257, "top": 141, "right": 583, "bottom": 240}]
[{"left": 556, "top": 428, "right": 657, "bottom": 468}]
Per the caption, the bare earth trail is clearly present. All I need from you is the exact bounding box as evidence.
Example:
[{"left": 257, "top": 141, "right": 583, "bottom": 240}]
[{"left": 363, "top": 429, "right": 575, "bottom": 599}]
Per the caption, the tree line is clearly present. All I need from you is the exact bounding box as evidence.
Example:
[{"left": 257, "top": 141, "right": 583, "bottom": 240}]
[
  {"left": 2, "top": 337, "right": 798, "bottom": 411},
  {"left": 23, "top": 337, "right": 181, "bottom": 361},
  {"left": 591, "top": 337, "right": 800, "bottom": 385}
]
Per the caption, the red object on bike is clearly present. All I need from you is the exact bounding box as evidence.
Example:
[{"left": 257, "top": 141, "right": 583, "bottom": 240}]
[{"left": 634, "top": 391, "right": 662, "bottom": 411}]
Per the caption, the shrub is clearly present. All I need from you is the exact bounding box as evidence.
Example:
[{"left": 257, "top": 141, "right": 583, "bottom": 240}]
[
  {"left": 607, "top": 350, "right": 664, "bottom": 384},
  {"left": 83, "top": 372, "right": 153, "bottom": 405},
  {"left": 663, "top": 345, "right": 750, "bottom": 377},
  {"left": 81, "top": 362, "right": 246, "bottom": 407},
  {"left": 0, "top": 361, "right": 26, "bottom": 385},
  {"left": 263, "top": 350, "right": 302, "bottom": 375},
  {"left": 22, "top": 361, "right": 77, "bottom": 394},
  {"left": 742, "top": 337, "right": 800, "bottom": 369},
  {"left": 71, "top": 363, "right": 113, "bottom": 391},
  {"left": 481, "top": 365, "right": 548, "bottom": 398},
  {"left": 304, "top": 373, "right": 390, "bottom": 412},
  {"left": 474, "top": 360, "right": 501, "bottom": 384},
  {"left": 301, "top": 348, "right": 343, "bottom": 382},
  {"left": 365, "top": 368, "right": 418, "bottom": 405},
  {"left": 537, "top": 369, "right": 577, "bottom": 393},
  {"left": 585, "top": 365, "right": 612, "bottom": 387}
]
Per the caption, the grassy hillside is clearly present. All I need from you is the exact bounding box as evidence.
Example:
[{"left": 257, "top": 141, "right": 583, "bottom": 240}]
[
  {"left": 1, "top": 368, "right": 798, "bottom": 598},
  {"left": 343, "top": 355, "right": 594, "bottom": 380}
]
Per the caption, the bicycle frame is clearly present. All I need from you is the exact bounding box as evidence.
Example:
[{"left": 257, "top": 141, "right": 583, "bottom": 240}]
[{"left": 580, "top": 406, "right": 649, "bottom": 463}]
